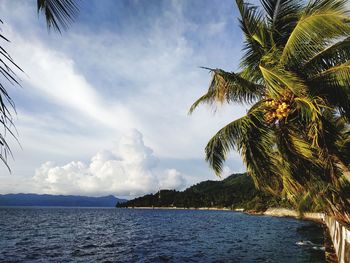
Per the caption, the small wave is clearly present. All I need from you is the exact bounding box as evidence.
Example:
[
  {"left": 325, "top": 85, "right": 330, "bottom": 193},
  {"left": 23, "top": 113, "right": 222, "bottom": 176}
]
[
  {"left": 295, "top": 241, "right": 316, "bottom": 246},
  {"left": 312, "top": 246, "right": 325, "bottom": 251},
  {"left": 79, "top": 244, "right": 98, "bottom": 249},
  {"left": 0, "top": 207, "right": 327, "bottom": 262},
  {"left": 296, "top": 241, "right": 325, "bottom": 251}
]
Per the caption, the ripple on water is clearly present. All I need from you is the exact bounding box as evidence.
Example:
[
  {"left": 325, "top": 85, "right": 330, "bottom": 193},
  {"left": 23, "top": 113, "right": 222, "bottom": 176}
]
[{"left": 0, "top": 208, "right": 326, "bottom": 263}]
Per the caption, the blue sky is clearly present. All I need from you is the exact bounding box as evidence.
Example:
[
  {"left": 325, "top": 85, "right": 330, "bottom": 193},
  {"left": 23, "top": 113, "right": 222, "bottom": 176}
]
[{"left": 0, "top": 0, "right": 251, "bottom": 198}]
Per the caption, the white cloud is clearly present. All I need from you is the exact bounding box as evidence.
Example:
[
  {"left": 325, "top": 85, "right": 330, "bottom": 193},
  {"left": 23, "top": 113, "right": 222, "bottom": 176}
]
[
  {"left": 2, "top": 23, "right": 137, "bottom": 133},
  {"left": 0, "top": 0, "right": 247, "bottom": 196},
  {"left": 32, "top": 129, "right": 186, "bottom": 197},
  {"left": 159, "top": 169, "right": 187, "bottom": 190}
]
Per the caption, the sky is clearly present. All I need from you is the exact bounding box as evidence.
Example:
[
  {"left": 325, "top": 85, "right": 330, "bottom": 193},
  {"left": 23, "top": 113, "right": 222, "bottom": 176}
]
[{"left": 0, "top": 0, "right": 253, "bottom": 198}]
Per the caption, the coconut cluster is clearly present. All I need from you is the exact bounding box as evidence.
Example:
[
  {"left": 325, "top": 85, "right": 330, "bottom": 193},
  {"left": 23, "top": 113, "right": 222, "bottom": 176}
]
[{"left": 265, "top": 99, "right": 290, "bottom": 122}]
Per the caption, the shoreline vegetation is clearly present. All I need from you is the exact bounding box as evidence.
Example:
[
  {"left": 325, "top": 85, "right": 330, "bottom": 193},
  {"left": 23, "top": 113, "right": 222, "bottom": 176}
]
[{"left": 117, "top": 173, "right": 322, "bottom": 218}]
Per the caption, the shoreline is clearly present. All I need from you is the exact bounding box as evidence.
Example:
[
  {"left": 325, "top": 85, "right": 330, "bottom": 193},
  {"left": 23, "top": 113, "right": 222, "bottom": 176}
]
[
  {"left": 122, "top": 206, "right": 233, "bottom": 211},
  {"left": 260, "top": 207, "right": 324, "bottom": 223},
  {"left": 119, "top": 206, "right": 325, "bottom": 223}
]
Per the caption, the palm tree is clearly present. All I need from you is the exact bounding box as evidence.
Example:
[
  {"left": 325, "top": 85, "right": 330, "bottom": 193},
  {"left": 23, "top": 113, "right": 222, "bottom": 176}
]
[
  {"left": 0, "top": 0, "right": 78, "bottom": 171},
  {"left": 190, "top": 0, "right": 350, "bottom": 222}
]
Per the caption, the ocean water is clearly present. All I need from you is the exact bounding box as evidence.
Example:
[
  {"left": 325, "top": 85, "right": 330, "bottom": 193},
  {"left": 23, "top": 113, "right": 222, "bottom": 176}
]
[{"left": 0, "top": 207, "right": 325, "bottom": 263}]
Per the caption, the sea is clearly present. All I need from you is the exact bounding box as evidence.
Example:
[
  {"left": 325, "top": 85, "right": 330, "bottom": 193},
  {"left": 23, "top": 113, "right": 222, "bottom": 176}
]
[{"left": 0, "top": 207, "right": 326, "bottom": 262}]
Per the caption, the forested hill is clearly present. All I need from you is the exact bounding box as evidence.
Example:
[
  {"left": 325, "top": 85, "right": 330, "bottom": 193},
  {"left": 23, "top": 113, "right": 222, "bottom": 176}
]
[{"left": 117, "top": 173, "right": 290, "bottom": 210}]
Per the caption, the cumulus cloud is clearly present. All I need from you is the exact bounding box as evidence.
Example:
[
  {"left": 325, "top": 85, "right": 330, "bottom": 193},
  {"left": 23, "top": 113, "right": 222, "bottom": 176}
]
[
  {"left": 0, "top": 0, "right": 247, "bottom": 193},
  {"left": 32, "top": 130, "right": 186, "bottom": 197},
  {"left": 159, "top": 169, "right": 187, "bottom": 190}
]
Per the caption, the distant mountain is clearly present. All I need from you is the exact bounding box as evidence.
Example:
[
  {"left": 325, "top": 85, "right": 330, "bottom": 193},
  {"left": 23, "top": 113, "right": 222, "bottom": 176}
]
[
  {"left": 117, "top": 173, "right": 292, "bottom": 211},
  {"left": 0, "top": 194, "right": 127, "bottom": 207}
]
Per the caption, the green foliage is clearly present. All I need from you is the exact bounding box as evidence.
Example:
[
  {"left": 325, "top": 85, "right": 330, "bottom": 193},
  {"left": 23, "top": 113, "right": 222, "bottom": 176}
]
[
  {"left": 117, "top": 173, "right": 299, "bottom": 211},
  {"left": 190, "top": 0, "right": 350, "bottom": 222}
]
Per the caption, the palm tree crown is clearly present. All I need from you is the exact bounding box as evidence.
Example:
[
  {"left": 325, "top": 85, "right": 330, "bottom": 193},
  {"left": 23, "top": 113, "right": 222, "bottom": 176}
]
[{"left": 191, "top": 0, "right": 350, "bottom": 222}]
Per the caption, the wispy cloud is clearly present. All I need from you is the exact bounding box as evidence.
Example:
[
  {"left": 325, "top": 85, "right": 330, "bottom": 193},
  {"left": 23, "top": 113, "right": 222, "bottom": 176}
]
[
  {"left": 5, "top": 31, "right": 137, "bottom": 132},
  {"left": 0, "top": 0, "right": 246, "bottom": 196}
]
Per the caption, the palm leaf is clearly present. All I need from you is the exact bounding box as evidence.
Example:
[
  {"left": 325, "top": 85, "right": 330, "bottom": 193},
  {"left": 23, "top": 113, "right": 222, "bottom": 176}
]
[
  {"left": 236, "top": 0, "right": 270, "bottom": 82},
  {"left": 260, "top": 0, "right": 301, "bottom": 46},
  {"left": 37, "top": 0, "right": 79, "bottom": 33},
  {"left": 303, "top": 37, "right": 350, "bottom": 74},
  {"left": 308, "top": 65, "right": 350, "bottom": 119},
  {"left": 312, "top": 61, "right": 350, "bottom": 82},
  {"left": 205, "top": 114, "right": 255, "bottom": 175},
  {"left": 189, "top": 68, "right": 264, "bottom": 114},
  {"left": 0, "top": 21, "right": 22, "bottom": 172},
  {"left": 281, "top": 0, "right": 350, "bottom": 64},
  {"left": 259, "top": 65, "right": 306, "bottom": 98},
  {"left": 288, "top": 131, "right": 315, "bottom": 160}
]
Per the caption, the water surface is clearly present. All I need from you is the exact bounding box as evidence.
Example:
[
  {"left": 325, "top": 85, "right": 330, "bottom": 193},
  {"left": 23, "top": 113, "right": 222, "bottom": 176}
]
[{"left": 0, "top": 207, "right": 325, "bottom": 262}]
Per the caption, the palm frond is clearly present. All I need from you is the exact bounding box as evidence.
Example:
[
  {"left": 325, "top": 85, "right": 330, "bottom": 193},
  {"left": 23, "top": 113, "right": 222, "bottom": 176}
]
[
  {"left": 288, "top": 131, "right": 315, "bottom": 160},
  {"left": 37, "top": 0, "right": 79, "bottom": 33},
  {"left": 293, "top": 96, "right": 326, "bottom": 148},
  {"left": 311, "top": 62, "right": 350, "bottom": 115},
  {"left": 236, "top": 0, "right": 264, "bottom": 40},
  {"left": 0, "top": 21, "right": 22, "bottom": 172},
  {"left": 205, "top": 114, "right": 255, "bottom": 176},
  {"left": 312, "top": 61, "right": 350, "bottom": 82},
  {"left": 188, "top": 91, "right": 215, "bottom": 115},
  {"left": 204, "top": 104, "right": 285, "bottom": 193},
  {"left": 259, "top": 65, "right": 306, "bottom": 98},
  {"left": 293, "top": 96, "right": 323, "bottom": 122},
  {"left": 243, "top": 134, "right": 284, "bottom": 193},
  {"left": 236, "top": 0, "right": 270, "bottom": 82},
  {"left": 281, "top": 0, "right": 350, "bottom": 65},
  {"left": 260, "top": 0, "right": 301, "bottom": 46},
  {"left": 303, "top": 37, "right": 350, "bottom": 74},
  {"left": 189, "top": 68, "right": 264, "bottom": 114}
]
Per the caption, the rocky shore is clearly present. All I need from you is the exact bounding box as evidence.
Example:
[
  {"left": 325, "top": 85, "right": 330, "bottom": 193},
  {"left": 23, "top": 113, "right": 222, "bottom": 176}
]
[
  {"left": 251, "top": 208, "right": 325, "bottom": 223},
  {"left": 123, "top": 206, "right": 324, "bottom": 222}
]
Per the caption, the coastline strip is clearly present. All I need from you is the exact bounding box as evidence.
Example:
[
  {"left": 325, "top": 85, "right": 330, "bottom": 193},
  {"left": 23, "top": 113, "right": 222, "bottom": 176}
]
[{"left": 120, "top": 206, "right": 324, "bottom": 222}]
